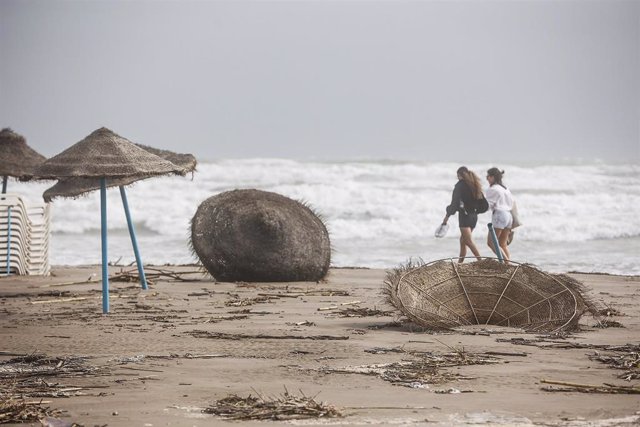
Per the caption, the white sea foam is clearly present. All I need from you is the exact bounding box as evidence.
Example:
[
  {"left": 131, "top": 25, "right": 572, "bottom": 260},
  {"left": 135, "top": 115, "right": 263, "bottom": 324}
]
[{"left": 13, "top": 161, "right": 640, "bottom": 274}]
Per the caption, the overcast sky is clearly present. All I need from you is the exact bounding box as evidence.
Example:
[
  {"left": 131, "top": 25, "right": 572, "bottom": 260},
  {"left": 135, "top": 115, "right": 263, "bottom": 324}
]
[{"left": 1, "top": 0, "right": 638, "bottom": 163}]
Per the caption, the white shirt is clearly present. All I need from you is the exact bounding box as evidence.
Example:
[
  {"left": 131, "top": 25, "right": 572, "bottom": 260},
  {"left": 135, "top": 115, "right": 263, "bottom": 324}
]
[{"left": 486, "top": 185, "right": 513, "bottom": 211}]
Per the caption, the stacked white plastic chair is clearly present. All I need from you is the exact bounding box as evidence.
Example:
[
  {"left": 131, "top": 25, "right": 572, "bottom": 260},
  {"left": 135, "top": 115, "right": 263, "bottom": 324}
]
[{"left": 0, "top": 193, "right": 51, "bottom": 276}]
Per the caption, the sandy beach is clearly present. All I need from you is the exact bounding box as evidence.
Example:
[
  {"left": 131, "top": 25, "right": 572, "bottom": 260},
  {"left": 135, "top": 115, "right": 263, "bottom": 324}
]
[{"left": 1, "top": 266, "right": 639, "bottom": 426}]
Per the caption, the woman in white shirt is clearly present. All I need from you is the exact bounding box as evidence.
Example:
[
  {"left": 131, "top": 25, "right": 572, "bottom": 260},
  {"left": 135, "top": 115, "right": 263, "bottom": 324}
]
[{"left": 485, "top": 167, "right": 513, "bottom": 262}]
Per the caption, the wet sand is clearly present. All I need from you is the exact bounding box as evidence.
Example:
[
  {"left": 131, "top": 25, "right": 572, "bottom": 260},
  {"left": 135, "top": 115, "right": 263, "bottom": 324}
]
[{"left": 1, "top": 266, "right": 639, "bottom": 426}]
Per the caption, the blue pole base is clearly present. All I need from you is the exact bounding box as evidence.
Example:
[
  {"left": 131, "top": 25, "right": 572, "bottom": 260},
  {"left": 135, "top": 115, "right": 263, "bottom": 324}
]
[
  {"left": 101, "top": 178, "right": 109, "bottom": 313},
  {"left": 119, "top": 186, "right": 148, "bottom": 290}
]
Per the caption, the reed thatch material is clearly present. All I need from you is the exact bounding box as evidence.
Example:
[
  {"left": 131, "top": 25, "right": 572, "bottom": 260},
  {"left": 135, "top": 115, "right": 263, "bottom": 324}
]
[
  {"left": 191, "top": 189, "right": 331, "bottom": 282},
  {"left": 384, "top": 259, "right": 597, "bottom": 333},
  {"left": 32, "top": 127, "right": 185, "bottom": 179},
  {"left": 0, "top": 128, "right": 46, "bottom": 178},
  {"left": 42, "top": 143, "right": 197, "bottom": 202}
]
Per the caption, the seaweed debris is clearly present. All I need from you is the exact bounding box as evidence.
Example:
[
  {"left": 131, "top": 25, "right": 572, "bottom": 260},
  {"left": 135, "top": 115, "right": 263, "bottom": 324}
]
[{"left": 203, "top": 389, "right": 342, "bottom": 421}]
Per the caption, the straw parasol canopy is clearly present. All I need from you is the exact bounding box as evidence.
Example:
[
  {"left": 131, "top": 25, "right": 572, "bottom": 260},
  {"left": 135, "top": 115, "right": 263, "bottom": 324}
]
[
  {"left": 42, "top": 144, "right": 197, "bottom": 202},
  {"left": 32, "top": 127, "right": 186, "bottom": 179},
  {"left": 191, "top": 189, "right": 331, "bottom": 282},
  {"left": 384, "top": 259, "right": 598, "bottom": 333},
  {"left": 0, "top": 128, "right": 46, "bottom": 178}
]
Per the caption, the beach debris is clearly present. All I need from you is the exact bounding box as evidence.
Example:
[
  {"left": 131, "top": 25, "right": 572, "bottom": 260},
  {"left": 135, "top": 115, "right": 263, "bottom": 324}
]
[
  {"left": 317, "top": 300, "right": 362, "bottom": 311},
  {"left": 599, "top": 306, "right": 625, "bottom": 317},
  {"left": 0, "top": 354, "right": 102, "bottom": 380},
  {"left": 0, "top": 354, "right": 106, "bottom": 406},
  {"left": 593, "top": 319, "right": 624, "bottom": 328},
  {"left": 286, "top": 321, "right": 316, "bottom": 327},
  {"left": 185, "top": 330, "right": 349, "bottom": 341},
  {"left": 190, "top": 189, "right": 331, "bottom": 282},
  {"left": 497, "top": 338, "right": 639, "bottom": 352},
  {"left": 321, "top": 349, "right": 499, "bottom": 388},
  {"left": 588, "top": 347, "right": 640, "bottom": 381},
  {"left": 225, "top": 295, "right": 273, "bottom": 306},
  {"left": 0, "top": 394, "right": 61, "bottom": 424},
  {"left": 335, "top": 307, "right": 394, "bottom": 318},
  {"left": 384, "top": 258, "right": 598, "bottom": 333},
  {"left": 203, "top": 389, "right": 342, "bottom": 421},
  {"left": 40, "top": 417, "right": 83, "bottom": 427},
  {"left": 540, "top": 379, "right": 640, "bottom": 394},
  {"left": 110, "top": 267, "right": 206, "bottom": 285}
]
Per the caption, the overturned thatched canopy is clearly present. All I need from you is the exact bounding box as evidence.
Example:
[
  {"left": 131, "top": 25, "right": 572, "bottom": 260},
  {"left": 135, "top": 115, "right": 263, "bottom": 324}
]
[
  {"left": 384, "top": 259, "right": 597, "bottom": 333},
  {"left": 0, "top": 128, "right": 46, "bottom": 178},
  {"left": 191, "top": 189, "right": 331, "bottom": 282},
  {"left": 32, "top": 127, "right": 186, "bottom": 180},
  {"left": 42, "top": 144, "right": 197, "bottom": 202}
]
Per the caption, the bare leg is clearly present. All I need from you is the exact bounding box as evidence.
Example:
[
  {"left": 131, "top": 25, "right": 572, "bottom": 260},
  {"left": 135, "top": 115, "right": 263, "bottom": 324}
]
[
  {"left": 458, "top": 233, "right": 467, "bottom": 263},
  {"left": 497, "top": 228, "right": 511, "bottom": 262},
  {"left": 460, "top": 227, "right": 481, "bottom": 262}
]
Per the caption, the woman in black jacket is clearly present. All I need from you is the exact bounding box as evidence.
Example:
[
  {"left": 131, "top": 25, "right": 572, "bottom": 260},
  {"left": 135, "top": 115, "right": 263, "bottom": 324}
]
[{"left": 442, "top": 166, "right": 483, "bottom": 263}]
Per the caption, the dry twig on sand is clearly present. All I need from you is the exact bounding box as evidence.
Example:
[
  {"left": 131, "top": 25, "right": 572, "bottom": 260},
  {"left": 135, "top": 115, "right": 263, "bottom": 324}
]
[
  {"left": 0, "top": 354, "right": 104, "bottom": 399},
  {"left": 588, "top": 348, "right": 640, "bottom": 381},
  {"left": 0, "top": 394, "right": 61, "bottom": 424},
  {"left": 322, "top": 349, "right": 499, "bottom": 388},
  {"left": 335, "top": 307, "right": 394, "bottom": 318},
  {"left": 540, "top": 379, "right": 640, "bottom": 394},
  {"left": 110, "top": 267, "right": 206, "bottom": 285},
  {"left": 203, "top": 389, "right": 342, "bottom": 420},
  {"left": 186, "top": 330, "right": 349, "bottom": 341},
  {"left": 593, "top": 319, "right": 625, "bottom": 328}
]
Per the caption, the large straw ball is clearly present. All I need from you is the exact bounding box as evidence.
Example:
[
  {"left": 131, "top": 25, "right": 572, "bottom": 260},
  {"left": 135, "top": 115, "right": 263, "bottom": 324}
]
[{"left": 191, "top": 189, "right": 331, "bottom": 282}]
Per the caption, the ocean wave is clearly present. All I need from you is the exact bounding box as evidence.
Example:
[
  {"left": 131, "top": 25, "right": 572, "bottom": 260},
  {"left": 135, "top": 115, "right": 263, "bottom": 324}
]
[{"left": 11, "top": 160, "right": 640, "bottom": 273}]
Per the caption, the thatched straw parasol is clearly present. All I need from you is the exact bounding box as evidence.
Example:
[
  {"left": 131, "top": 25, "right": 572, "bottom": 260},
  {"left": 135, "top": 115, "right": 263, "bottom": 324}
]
[
  {"left": 42, "top": 144, "right": 197, "bottom": 202},
  {"left": 0, "top": 128, "right": 47, "bottom": 193},
  {"left": 384, "top": 258, "right": 597, "bottom": 333},
  {"left": 191, "top": 189, "right": 331, "bottom": 282},
  {"left": 33, "top": 127, "right": 184, "bottom": 179},
  {"left": 32, "top": 127, "right": 190, "bottom": 313}
]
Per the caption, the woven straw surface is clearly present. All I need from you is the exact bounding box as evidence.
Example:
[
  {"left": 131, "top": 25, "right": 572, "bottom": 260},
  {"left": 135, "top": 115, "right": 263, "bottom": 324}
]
[
  {"left": 385, "top": 259, "right": 594, "bottom": 333},
  {"left": 42, "top": 144, "right": 197, "bottom": 202},
  {"left": 0, "top": 128, "right": 46, "bottom": 178},
  {"left": 191, "top": 189, "right": 331, "bottom": 282},
  {"left": 33, "top": 127, "right": 185, "bottom": 179}
]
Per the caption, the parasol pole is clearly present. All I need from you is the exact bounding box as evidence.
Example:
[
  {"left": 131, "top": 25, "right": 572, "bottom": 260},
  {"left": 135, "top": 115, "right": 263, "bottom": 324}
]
[
  {"left": 2, "top": 176, "right": 7, "bottom": 194},
  {"left": 119, "top": 186, "right": 148, "bottom": 290},
  {"left": 487, "top": 223, "right": 504, "bottom": 263},
  {"left": 100, "top": 178, "right": 109, "bottom": 313}
]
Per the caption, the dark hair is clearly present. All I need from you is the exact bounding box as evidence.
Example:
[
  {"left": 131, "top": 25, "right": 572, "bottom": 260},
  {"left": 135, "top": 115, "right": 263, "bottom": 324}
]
[
  {"left": 487, "top": 167, "right": 506, "bottom": 188},
  {"left": 457, "top": 166, "right": 482, "bottom": 199}
]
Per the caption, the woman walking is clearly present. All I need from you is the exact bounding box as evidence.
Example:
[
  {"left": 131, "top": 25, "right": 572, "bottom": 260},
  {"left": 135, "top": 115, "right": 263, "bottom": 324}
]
[
  {"left": 485, "top": 167, "right": 514, "bottom": 262},
  {"left": 442, "top": 166, "right": 484, "bottom": 263}
]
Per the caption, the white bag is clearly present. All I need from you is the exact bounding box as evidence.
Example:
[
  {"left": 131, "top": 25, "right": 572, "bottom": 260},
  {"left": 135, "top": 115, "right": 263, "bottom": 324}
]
[
  {"left": 434, "top": 223, "right": 449, "bottom": 238},
  {"left": 511, "top": 200, "right": 522, "bottom": 229}
]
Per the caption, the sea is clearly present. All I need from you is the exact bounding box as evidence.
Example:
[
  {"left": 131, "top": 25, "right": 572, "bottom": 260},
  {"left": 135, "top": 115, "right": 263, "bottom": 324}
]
[{"left": 14, "top": 160, "right": 640, "bottom": 276}]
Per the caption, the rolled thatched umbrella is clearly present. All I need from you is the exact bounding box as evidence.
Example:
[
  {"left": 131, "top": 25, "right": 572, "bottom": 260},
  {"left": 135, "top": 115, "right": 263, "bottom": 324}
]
[
  {"left": 384, "top": 258, "right": 598, "bottom": 333},
  {"left": 191, "top": 189, "right": 331, "bottom": 282},
  {"left": 42, "top": 144, "right": 197, "bottom": 202},
  {"left": 32, "top": 127, "right": 188, "bottom": 313},
  {"left": 0, "top": 128, "right": 47, "bottom": 193}
]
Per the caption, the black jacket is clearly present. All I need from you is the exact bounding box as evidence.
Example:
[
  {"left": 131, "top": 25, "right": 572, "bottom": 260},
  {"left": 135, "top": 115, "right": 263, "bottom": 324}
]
[{"left": 446, "top": 180, "right": 476, "bottom": 216}]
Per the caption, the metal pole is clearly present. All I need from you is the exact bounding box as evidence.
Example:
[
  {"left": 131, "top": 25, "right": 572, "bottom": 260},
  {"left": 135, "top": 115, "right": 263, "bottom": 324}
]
[
  {"left": 100, "top": 178, "right": 109, "bottom": 313},
  {"left": 119, "top": 186, "right": 148, "bottom": 290},
  {"left": 5, "top": 206, "right": 11, "bottom": 275},
  {"left": 2, "top": 176, "right": 7, "bottom": 194},
  {"left": 487, "top": 223, "right": 503, "bottom": 263}
]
